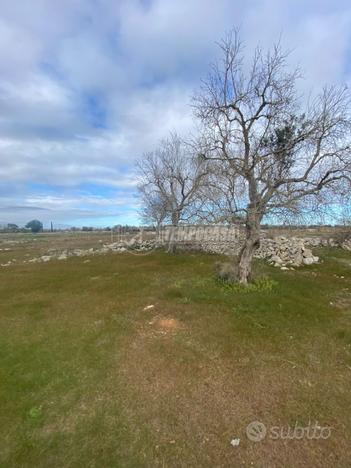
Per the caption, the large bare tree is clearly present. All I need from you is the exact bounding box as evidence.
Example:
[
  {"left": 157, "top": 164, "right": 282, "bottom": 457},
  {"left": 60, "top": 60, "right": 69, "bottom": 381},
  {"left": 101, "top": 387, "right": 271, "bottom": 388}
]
[
  {"left": 137, "top": 132, "right": 209, "bottom": 252},
  {"left": 193, "top": 31, "right": 351, "bottom": 283}
]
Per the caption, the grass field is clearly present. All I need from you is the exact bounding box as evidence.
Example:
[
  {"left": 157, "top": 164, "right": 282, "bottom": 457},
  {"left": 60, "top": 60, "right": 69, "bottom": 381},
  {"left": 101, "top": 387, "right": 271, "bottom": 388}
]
[{"left": 1, "top": 234, "right": 351, "bottom": 467}]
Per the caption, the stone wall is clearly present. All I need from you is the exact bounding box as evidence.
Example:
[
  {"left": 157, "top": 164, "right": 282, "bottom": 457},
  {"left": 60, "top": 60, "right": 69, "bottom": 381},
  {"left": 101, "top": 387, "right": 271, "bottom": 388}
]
[
  {"left": 158, "top": 224, "right": 242, "bottom": 243},
  {"left": 157, "top": 224, "right": 244, "bottom": 254},
  {"left": 156, "top": 224, "right": 350, "bottom": 267}
]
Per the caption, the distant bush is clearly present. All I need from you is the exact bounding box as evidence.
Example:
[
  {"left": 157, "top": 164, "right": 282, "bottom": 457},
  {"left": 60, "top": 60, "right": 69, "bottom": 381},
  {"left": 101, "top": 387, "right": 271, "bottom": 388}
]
[
  {"left": 215, "top": 261, "right": 239, "bottom": 282},
  {"left": 25, "top": 219, "right": 43, "bottom": 233}
]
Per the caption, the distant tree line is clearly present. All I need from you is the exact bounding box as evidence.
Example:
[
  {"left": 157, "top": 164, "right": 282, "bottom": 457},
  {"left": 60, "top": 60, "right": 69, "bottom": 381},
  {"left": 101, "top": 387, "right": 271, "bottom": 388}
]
[
  {"left": 0, "top": 220, "right": 43, "bottom": 233},
  {"left": 0, "top": 223, "right": 152, "bottom": 233}
]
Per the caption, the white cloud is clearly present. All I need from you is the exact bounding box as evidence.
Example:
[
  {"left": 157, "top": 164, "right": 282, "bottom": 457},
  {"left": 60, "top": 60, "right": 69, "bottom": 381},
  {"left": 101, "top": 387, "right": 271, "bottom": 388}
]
[{"left": 0, "top": 0, "right": 350, "bottom": 225}]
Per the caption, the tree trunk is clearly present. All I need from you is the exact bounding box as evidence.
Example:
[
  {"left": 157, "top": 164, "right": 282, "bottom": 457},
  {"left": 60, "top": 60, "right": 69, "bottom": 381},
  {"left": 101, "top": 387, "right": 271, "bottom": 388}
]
[
  {"left": 167, "top": 212, "right": 179, "bottom": 253},
  {"left": 237, "top": 209, "right": 261, "bottom": 284},
  {"left": 167, "top": 231, "right": 177, "bottom": 253}
]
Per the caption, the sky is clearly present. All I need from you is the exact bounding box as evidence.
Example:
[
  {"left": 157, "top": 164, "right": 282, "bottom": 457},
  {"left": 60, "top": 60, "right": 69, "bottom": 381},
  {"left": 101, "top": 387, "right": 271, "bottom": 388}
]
[{"left": 0, "top": 0, "right": 351, "bottom": 228}]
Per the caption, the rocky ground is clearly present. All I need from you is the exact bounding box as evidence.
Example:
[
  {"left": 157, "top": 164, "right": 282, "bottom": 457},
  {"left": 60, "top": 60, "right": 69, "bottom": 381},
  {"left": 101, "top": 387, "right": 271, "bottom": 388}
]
[{"left": 0, "top": 238, "right": 156, "bottom": 267}]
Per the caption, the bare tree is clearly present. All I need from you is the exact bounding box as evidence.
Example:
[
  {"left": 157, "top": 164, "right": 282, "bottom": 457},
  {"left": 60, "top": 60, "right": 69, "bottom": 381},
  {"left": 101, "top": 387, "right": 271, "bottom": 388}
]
[
  {"left": 139, "top": 190, "right": 168, "bottom": 232},
  {"left": 194, "top": 160, "right": 247, "bottom": 223},
  {"left": 136, "top": 132, "right": 209, "bottom": 252},
  {"left": 193, "top": 31, "right": 351, "bottom": 283}
]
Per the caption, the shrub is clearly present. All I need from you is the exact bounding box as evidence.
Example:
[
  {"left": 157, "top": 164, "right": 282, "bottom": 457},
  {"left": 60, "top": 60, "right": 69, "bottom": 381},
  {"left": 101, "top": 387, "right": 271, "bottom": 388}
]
[
  {"left": 215, "top": 261, "right": 238, "bottom": 282},
  {"left": 218, "top": 275, "right": 278, "bottom": 293}
]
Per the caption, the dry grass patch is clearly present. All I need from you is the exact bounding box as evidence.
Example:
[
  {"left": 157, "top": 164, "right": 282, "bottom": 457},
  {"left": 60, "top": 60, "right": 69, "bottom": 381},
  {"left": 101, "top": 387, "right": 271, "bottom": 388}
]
[{"left": 116, "top": 320, "right": 347, "bottom": 467}]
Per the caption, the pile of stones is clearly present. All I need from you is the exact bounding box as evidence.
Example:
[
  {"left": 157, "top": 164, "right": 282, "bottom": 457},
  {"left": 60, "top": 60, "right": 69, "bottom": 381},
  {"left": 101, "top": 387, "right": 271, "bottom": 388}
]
[
  {"left": 303, "top": 236, "right": 351, "bottom": 250},
  {"left": 13, "top": 240, "right": 157, "bottom": 266},
  {"left": 256, "top": 237, "right": 319, "bottom": 269},
  {"left": 303, "top": 237, "right": 338, "bottom": 248},
  {"left": 341, "top": 238, "right": 351, "bottom": 251},
  {"left": 101, "top": 239, "right": 155, "bottom": 253},
  {"left": 195, "top": 236, "right": 320, "bottom": 269}
]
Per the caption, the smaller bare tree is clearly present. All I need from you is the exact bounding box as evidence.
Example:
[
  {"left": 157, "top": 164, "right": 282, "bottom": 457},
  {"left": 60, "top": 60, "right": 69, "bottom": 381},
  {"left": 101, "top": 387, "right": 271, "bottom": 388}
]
[
  {"left": 139, "top": 190, "right": 168, "bottom": 232},
  {"left": 136, "top": 132, "right": 209, "bottom": 252}
]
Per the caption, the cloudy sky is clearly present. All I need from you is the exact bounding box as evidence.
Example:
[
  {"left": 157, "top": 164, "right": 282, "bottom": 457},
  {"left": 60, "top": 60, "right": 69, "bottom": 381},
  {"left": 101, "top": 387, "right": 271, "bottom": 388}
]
[{"left": 1, "top": 0, "right": 350, "bottom": 227}]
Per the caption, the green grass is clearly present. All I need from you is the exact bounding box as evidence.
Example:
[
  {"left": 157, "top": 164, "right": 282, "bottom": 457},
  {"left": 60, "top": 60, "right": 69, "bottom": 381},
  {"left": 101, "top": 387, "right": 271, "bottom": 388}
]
[{"left": 0, "top": 247, "right": 350, "bottom": 467}]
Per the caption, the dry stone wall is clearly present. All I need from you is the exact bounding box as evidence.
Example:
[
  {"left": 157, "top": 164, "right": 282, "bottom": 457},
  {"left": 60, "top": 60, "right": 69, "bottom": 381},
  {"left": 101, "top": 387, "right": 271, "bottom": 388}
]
[
  {"left": 158, "top": 224, "right": 244, "bottom": 254},
  {"left": 157, "top": 225, "right": 337, "bottom": 267}
]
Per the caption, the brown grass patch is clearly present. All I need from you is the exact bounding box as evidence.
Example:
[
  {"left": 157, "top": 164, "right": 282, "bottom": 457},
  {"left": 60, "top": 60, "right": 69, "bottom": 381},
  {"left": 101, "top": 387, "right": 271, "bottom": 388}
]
[
  {"left": 138, "top": 315, "right": 184, "bottom": 339},
  {"left": 330, "top": 289, "right": 351, "bottom": 310},
  {"left": 117, "top": 324, "right": 349, "bottom": 467},
  {"left": 156, "top": 317, "right": 182, "bottom": 331}
]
